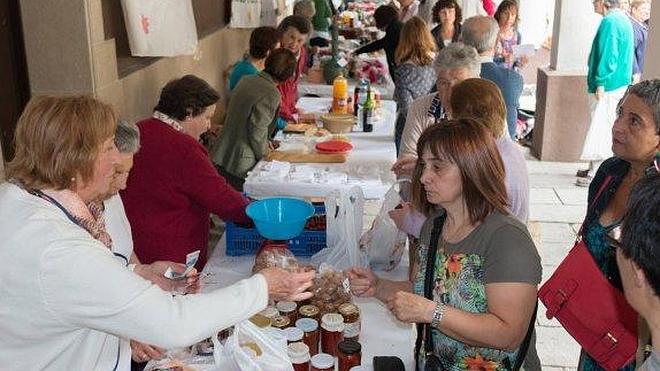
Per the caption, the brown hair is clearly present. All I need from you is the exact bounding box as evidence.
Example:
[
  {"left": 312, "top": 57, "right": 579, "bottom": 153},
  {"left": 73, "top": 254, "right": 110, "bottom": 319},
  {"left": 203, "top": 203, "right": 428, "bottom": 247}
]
[
  {"left": 411, "top": 118, "right": 509, "bottom": 223},
  {"left": 450, "top": 78, "right": 507, "bottom": 138},
  {"left": 264, "top": 48, "right": 298, "bottom": 82},
  {"left": 154, "top": 75, "right": 220, "bottom": 121},
  {"left": 249, "top": 26, "right": 281, "bottom": 59},
  {"left": 432, "top": 0, "right": 462, "bottom": 27},
  {"left": 395, "top": 17, "right": 437, "bottom": 66},
  {"left": 7, "top": 95, "right": 117, "bottom": 190},
  {"left": 374, "top": 5, "right": 400, "bottom": 29},
  {"left": 494, "top": 0, "right": 519, "bottom": 28}
]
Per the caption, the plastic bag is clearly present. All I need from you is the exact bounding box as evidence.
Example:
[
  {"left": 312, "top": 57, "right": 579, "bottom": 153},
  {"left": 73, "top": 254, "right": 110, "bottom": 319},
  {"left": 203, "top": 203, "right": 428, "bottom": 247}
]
[
  {"left": 252, "top": 243, "right": 298, "bottom": 274},
  {"left": 309, "top": 263, "right": 353, "bottom": 315},
  {"left": 211, "top": 320, "right": 293, "bottom": 371},
  {"left": 144, "top": 348, "right": 216, "bottom": 370},
  {"left": 360, "top": 181, "right": 408, "bottom": 271},
  {"left": 310, "top": 186, "right": 366, "bottom": 271}
]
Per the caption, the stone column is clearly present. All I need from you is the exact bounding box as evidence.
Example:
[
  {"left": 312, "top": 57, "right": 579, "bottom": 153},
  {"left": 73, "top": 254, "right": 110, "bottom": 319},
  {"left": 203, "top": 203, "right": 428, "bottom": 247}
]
[
  {"left": 0, "top": 141, "right": 5, "bottom": 181},
  {"left": 642, "top": 1, "right": 660, "bottom": 79},
  {"left": 532, "top": 0, "right": 601, "bottom": 161}
]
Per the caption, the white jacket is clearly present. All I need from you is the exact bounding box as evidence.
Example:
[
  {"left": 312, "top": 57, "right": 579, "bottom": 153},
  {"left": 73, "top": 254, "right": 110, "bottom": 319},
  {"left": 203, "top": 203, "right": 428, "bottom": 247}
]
[{"left": 0, "top": 183, "right": 268, "bottom": 370}]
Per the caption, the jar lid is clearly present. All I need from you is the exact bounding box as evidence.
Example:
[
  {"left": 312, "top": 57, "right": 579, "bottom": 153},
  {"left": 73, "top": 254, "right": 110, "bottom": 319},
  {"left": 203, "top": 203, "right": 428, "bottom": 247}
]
[
  {"left": 287, "top": 342, "right": 311, "bottom": 362},
  {"left": 338, "top": 339, "right": 361, "bottom": 355},
  {"left": 271, "top": 315, "right": 291, "bottom": 328},
  {"left": 349, "top": 366, "right": 369, "bottom": 371},
  {"left": 310, "top": 353, "right": 335, "bottom": 368},
  {"left": 338, "top": 303, "right": 359, "bottom": 316},
  {"left": 283, "top": 326, "right": 304, "bottom": 342},
  {"left": 299, "top": 304, "right": 320, "bottom": 317},
  {"left": 295, "top": 318, "right": 319, "bottom": 332},
  {"left": 276, "top": 301, "right": 297, "bottom": 313},
  {"left": 259, "top": 306, "right": 279, "bottom": 319},
  {"left": 321, "top": 313, "right": 344, "bottom": 330},
  {"left": 248, "top": 314, "right": 272, "bottom": 328}
]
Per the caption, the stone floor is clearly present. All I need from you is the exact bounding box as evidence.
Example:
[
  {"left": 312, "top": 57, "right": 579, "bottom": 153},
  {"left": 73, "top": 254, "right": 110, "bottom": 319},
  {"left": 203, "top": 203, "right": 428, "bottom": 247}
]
[{"left": 526, "top": 149, "right": 587, "bottom": 371}]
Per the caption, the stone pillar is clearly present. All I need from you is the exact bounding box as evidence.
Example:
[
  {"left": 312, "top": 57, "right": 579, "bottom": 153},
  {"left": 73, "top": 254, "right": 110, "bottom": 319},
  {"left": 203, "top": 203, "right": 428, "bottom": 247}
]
[
  {"left": 532, "top": 0, "right": 601, "bottom": 161},
  {"left": 0, "top": 141, "right": 5, "bottom": 181},
  {"left": 642, "top": 1, "right": 660, "bottom": 79}
]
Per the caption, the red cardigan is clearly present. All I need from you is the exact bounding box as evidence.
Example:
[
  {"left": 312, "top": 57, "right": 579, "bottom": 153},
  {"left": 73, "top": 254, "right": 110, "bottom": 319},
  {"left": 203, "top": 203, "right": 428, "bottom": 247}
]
[
  {"left": 121, "top": 117, "right": 250, "bottom": 269},
  {"left": 277, "top": 47, "right": 307, "bottom": 121}
]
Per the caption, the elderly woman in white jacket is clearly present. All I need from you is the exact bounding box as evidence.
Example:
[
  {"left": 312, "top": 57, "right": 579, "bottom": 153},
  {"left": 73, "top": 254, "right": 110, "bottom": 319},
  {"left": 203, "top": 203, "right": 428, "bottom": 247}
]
[{"left": 0, "top": 95, "right": 314, "bottom": 370}]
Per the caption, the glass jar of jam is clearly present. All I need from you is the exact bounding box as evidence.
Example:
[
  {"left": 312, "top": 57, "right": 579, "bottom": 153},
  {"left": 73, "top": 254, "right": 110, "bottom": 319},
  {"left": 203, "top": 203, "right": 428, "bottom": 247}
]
[
  {"left": 320, "top": 313, "right": 344, "bottom": 357},
  {"left": 288, "top": 342, "right": 311, "bottom": 371},
  {"left": 284, "top": 326, "right": 304, "bottom": 344},
  {"left": 272, "top": 315, "right": 291, "bottom": 329},
  {"left": 338, "top": 303, "right": 361, "bottom": 341},
  {"left": 337, "top": 340, "right": 361, "bottom": 371},
  {"left": 295, "top": 318, "right": 320, "bottom": 356},
  {"left": 277, "top": 301, "right": 298, "bottom": 323},
  {"left": 310, "top": 353, "right": 335, "bottom": 371},
  {"left": 249, "top": 314, "right": 272, "bottom": 329},
  {"left": 259, "top": 305, "right": 280, "bottom": 320},
  {"left": 298, "top": 304, "right": 320, "bottom": 320}
]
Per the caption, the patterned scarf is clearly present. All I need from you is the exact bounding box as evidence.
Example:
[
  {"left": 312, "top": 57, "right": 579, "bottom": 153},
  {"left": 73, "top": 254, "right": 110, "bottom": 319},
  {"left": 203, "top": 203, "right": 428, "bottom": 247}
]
[{"left": 153, "top": 110, "right": 184, "bottom": 132}]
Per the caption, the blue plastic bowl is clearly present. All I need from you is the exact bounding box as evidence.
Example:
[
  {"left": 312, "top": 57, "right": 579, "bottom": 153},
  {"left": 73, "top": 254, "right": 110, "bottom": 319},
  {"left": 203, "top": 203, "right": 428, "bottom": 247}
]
[{"left": 246, "top": 197, "right": 315, "bottom": 240}]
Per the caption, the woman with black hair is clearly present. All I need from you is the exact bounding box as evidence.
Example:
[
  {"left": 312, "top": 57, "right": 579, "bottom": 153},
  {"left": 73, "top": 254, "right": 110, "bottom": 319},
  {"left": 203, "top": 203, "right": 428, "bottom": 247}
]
[{"left": 353, "top": 5, "right": 403, "bottom": 81}]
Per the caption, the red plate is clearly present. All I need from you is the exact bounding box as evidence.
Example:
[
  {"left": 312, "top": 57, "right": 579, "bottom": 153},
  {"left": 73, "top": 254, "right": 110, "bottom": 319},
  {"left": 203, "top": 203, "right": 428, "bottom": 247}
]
[{"left": 315, "top": 140, "right": 354, "bottom": 154}]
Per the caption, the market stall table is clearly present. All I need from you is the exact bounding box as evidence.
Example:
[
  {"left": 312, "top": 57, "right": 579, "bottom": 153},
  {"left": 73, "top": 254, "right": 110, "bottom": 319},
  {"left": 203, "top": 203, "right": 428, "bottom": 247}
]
[
  {"left": 243, "top": 97, "right": 398, "bottom": 200},
  {"left": 203, "top": 235, "right": 415, "bottom": 370},
  {"left": 298, "top": 76, "right": 394, "bottom": 100}
]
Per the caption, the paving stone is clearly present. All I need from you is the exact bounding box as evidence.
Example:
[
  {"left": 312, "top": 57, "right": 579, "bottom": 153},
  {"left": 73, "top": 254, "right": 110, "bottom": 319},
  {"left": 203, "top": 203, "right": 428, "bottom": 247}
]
[
  {"left": 537, "top": 223, "right": 576, "bottom": 244},
  {"left": 536, "top": 300, "right": 563, "bottom": 328},
  {"left": 530, "top": 188, "right": 562, "bottom": 204},
  {"left": 554, "top": 188, "right": 588, "bottom": 206},
  {"left": 530, "top": 204, "right": 586, "bottom": 224},
  {"left": 529, "top": 173, "right": 583, "bottom": 188},
  {"left": 536, "top": 326, "right": 581, "bottom": 368},
  {"left": 539, "top": 242, "right": 573, "bottom": 267}
]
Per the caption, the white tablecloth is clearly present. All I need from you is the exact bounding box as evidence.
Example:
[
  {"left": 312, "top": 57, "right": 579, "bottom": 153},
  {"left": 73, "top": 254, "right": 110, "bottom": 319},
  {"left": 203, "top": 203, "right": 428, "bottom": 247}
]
[
  {"left": 203, "top": 235, "right": 415, "bottom": 370},
  {"left": 299, "top": 77, "right": 395, "bottom": 100},
  {"left": 244, "top": 97, "right": 398, "bottom": 200}
]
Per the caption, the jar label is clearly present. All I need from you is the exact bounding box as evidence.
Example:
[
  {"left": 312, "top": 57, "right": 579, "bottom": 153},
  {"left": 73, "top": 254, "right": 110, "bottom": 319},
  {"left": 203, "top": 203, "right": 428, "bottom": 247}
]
[{"left": 343, "top": 321, "right": 360, "bottom": 338}]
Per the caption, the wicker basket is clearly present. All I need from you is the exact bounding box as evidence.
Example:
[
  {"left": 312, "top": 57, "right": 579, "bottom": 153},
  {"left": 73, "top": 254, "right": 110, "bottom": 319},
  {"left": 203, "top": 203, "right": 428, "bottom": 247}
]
[{"left": 320, "top": 113, "right": 356, "bottom": 133}]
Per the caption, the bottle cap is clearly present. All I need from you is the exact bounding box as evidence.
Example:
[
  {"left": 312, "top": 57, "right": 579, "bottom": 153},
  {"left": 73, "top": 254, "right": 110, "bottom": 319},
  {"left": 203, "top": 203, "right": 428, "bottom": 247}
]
[
  {"left": 296, "top": 317, "right": 319, "bottom": 332},
  {"left": 310, "top": 353, "right": 335, "bottom": 368},
  {"left": 287, "top": 342, "right": 311, "bottom": 363},
  {"left": 283, "top": 326, "right": 304, "bottom": 342},
  {"left": 338, "top": 339, "right": 361, "bottom": 355}
]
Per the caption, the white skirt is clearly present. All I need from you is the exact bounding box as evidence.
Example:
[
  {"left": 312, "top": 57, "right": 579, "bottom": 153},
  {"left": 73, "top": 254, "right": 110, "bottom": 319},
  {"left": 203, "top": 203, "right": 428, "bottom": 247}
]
[{"left": 580, "top": 86, "right": 628, "bottom": 161}]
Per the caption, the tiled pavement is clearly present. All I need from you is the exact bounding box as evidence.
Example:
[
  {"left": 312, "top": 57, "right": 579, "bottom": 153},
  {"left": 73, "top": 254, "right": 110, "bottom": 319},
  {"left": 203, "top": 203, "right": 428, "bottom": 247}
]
[{"left": 526, "top": 150, "right": 588, "bottom": 371}]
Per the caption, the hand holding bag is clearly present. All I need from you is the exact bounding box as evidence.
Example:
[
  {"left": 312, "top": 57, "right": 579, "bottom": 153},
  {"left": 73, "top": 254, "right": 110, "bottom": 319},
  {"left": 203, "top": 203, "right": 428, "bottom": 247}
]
[{"left": 538, "top": 176, "right": 638, "bottom": 371}]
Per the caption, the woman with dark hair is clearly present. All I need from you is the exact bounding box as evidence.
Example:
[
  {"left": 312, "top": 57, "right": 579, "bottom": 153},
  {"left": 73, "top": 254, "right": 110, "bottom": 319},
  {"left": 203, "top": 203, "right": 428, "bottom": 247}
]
[
  {"left": 212, "top": 49, "right": 298, "bottom": 191},
  {"left": 567, "top": 79, "right": 660, "bottom": 371},
  {"left": 121, "top": 75, "right": 250, "bottom": 271},
  {"left": 353, "top": 5, "right": 403, "bottom": 81},
  {"left": 228, "top": 26, "right": 281, "bottom": 91},
  {"left": 494, "top": 0, "right": 523, "bottom": 70},
  {"left": 349, "top": 118, "right": 541, "bottom": 369},
  {"left": 430, "top": 0, "right": 462, "bottom": 51}
]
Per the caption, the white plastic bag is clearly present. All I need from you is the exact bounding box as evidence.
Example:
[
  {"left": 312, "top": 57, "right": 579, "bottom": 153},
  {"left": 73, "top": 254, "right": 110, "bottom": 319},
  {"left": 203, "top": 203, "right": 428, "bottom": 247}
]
[
  {"left": 230, "top": 0, "right": 262, "bottom": 28},
  {"left": 212, "top": 320, "right": 292, "bottom": 371},
  {"left": 360, "top": 181, "right": 408, "bottom": 271},
  {"left": 310, "top": 186, "right": 366, "bottom": 271},
  {"left": 120, "top": 0, "right": 198, "bottom": 57}
]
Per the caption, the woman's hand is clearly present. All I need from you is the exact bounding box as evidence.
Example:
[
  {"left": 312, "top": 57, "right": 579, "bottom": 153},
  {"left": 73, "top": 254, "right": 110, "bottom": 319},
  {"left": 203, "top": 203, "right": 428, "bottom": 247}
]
[
  {"left": 346, "top": 267, "right": 379, "bottom": 297},
  {"left": 260, "top": 267, "right": 315, "bottom": 301},
  {"left": 130, "top": 340, "right": 165, "bottom": 363},
  {"left": 134, "top": 261, "right": 199, "bottom": 294},
  {"left": 385, "top": 291, "right": 436, "bottom": 324}
]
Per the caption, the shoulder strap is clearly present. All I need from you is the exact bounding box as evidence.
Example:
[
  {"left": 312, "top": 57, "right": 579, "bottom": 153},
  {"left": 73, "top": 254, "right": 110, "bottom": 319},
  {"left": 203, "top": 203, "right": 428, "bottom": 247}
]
[
  {"left": 414, "top": 214, "right": 446, "bottom": 367},
  {"left": 578, "top": 175, "right": 613, "bottom": 237}
]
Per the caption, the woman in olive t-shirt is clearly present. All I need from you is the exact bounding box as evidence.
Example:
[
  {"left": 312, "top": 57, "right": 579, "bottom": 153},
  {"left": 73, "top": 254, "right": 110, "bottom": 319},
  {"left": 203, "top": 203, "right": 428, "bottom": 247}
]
[{"left": 348, "top": 118, "right": 541, "bottom": 370}]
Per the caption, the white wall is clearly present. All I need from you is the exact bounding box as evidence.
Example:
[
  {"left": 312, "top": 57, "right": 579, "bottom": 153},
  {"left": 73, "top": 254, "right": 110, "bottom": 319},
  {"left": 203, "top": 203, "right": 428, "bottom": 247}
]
[
  {"left": 550, "top": 0, "right": 601, "bottom": 72},
  {"left": 519, "top": 0, "right": 555, "bottom": 48},
  {"left": 642, "top": 0, "right": 660, "bottom": 79}
]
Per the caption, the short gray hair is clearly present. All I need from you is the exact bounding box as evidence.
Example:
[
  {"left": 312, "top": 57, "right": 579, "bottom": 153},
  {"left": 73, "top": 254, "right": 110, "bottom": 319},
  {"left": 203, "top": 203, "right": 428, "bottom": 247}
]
[
  {"left": 293, "top": 0, "right": 315, "bottom": 18},
  {"left": 434, "top": 42, "right": 482, "bottom": 77},
  {"left": 114, "top": 120, "right": 140, "bottom": 154},
  {"left": 603, "top": 0, "right": 622, "bottom": 8},
  {"left": 628, "top": 79, "right": 660, "bottom": 133},
  {"left": 461, "top": 16, "right": 500, "bottom": 54}
]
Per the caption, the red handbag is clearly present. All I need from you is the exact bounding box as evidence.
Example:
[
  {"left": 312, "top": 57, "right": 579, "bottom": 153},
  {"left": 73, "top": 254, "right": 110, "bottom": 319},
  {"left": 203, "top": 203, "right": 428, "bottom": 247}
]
[{"left": 538, "top": 176, "right": 638, "bottom": 371}]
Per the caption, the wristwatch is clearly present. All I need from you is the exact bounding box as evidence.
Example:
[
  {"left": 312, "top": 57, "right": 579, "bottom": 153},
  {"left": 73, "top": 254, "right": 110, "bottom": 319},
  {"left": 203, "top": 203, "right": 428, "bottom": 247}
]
[{"left": 431, "top": 302, "right": 446, "bottom": 328}]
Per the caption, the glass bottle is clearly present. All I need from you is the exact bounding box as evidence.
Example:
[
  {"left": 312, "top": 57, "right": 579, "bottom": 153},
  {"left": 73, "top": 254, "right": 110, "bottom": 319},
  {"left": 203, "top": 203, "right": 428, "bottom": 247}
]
[
  {"left": 362, "top": 88, "right": 374, "bottom": 132},
  {"left": 338, "top": 303, "right": 360, "bottom": 341},
  {"left": 310, "top": 353, "right": 335, "bottom": 371},
  {"left": 277, "top": 301, "right": 298, "bottom": 324},
  {"left": 298, "top": 304, "right": 320, "bottom": 321},
  {"left": 288, "top": 342, "right": 311, "bottom": 371}
]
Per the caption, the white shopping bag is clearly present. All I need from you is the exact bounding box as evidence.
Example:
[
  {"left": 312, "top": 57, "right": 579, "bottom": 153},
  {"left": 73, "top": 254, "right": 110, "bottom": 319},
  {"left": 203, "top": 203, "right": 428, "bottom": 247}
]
[
  {"left": 231, "top": 0, "right": 262, "bottom": 28},
  {"left": 360, "top": 181, "right": 408, "bottom": 271},
  {"left": 120, "top": 0, "right": 198, "bottom": 57},
  {"left": 212, "top": 321, "right": 292, "bottom": 371},
  {"left": 310, "top": 186, "right": 366, "bottom": 271}
]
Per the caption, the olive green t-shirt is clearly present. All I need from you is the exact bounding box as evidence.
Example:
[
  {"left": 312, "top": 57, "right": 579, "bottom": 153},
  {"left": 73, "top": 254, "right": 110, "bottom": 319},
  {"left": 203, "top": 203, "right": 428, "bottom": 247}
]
[{"left": 415, "top": 212, "right": 542, "bottom": 370}]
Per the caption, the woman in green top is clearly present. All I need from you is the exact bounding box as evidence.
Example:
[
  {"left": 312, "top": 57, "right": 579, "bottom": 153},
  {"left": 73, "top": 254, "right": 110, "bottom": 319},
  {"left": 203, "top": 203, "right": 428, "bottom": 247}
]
[
  {"left": 348, "top": 118, "right": 541, "bottom": 370},
  {"left": 228, "top": 26, "right": 281, "bottom": 91}
]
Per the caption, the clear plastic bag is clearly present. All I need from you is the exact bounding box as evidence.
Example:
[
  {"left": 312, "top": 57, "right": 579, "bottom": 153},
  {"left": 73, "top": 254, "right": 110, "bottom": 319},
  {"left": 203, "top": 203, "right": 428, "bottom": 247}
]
[
  {"left": 310, "top": 186, "right": 366, "bottom": 271},
  {"left": 360, "top": 181, "right": 408, "bottom": 271},
  {"left": 252, "top": 244, "right": 299, "bottom": 274},
  {"left": 309, "top": 263, "right": 353, "bottom": 315}
]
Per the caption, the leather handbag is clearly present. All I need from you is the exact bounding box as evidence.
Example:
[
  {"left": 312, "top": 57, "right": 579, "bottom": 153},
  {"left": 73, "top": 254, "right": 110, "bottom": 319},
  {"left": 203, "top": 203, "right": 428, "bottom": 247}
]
[{"left": 538, "top": 176, "right": 638, "bottom": 371}]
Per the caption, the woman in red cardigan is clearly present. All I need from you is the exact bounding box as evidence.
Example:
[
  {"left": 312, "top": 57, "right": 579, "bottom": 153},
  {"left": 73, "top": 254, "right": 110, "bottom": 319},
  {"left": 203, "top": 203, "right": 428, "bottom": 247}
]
[{"left": 121, "top": 75, "right": 250, "bottom": 270}]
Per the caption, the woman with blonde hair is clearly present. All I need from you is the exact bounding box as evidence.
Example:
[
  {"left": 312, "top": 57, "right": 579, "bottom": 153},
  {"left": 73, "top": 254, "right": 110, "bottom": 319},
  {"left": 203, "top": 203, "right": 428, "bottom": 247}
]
[{"left": 393, "top": 16, "right": 437, "bottom": 154}]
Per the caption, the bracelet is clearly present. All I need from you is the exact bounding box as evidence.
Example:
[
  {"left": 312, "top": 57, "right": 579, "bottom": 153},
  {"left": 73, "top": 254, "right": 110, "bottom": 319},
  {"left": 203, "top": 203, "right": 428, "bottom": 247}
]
[{"left": 431, "top": 302, "right": 445, "bottom": 329}]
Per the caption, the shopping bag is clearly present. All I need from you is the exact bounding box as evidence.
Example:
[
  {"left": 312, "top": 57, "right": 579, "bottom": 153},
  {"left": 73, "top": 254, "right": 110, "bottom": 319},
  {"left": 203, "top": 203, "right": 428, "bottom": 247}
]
[
  {"left": 120, "top": 0, "right": 198, "bottom": 57},
  {"left": 310, "top": 186, "right": 366, "bottom": 270},
  {"left": 212, "top": 320, "right": 292, "bottom": 371},
  {"left": 230, "top": 0, "right": 262, "bottom": 28},
  {"left": 360, "top": 181, "right": 408, "bottom": 271}
]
